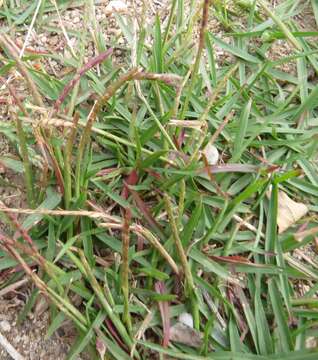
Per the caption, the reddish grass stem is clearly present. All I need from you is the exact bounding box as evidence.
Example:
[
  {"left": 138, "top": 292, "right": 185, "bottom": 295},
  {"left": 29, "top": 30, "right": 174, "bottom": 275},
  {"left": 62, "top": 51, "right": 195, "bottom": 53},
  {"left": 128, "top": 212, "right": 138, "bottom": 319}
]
[
  {"left": 74, "top": 68, "right": 181, "bottom": 198},
  {"left": 53, "top": 48, "right": 114, "bottom": 113}
]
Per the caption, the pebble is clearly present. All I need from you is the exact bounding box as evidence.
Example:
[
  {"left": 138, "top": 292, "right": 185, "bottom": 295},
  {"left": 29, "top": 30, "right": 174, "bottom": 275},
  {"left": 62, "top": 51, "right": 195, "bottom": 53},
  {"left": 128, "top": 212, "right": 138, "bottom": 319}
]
[
  {"left": 202, "top": 143, "right": 219, "bottom": 165},
  {"left": 49, "top": 35, "right": 59, "bottom": 46},
  {"left": 178, "top": 312, "right": 194, "bottom": 328},
  {"left": 306, "top": 336, "right": 318, "bottom": 348},
  {"left": 0, "top": 320, "right": 11, "bottom": 332},
  {"left": 105, "top": 0, "right": 128, "bottom": 14}
]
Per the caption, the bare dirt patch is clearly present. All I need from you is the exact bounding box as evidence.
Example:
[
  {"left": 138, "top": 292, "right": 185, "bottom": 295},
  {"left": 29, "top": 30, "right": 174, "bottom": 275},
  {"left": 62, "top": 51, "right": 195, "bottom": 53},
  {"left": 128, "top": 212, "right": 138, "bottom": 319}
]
[{"left": 0, "top": 298, "right": 70, "bottom": 360}]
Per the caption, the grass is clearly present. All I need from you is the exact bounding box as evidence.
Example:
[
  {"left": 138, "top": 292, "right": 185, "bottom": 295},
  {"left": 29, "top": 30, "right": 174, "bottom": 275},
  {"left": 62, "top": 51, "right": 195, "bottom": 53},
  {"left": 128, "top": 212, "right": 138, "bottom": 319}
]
[{"left": 0, "top": 0, "right": 318, "bottom": 359}]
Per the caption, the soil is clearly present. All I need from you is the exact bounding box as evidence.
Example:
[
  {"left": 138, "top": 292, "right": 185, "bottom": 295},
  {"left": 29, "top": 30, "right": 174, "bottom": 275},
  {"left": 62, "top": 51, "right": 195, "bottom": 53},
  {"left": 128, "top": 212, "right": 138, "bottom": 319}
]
[
  {"left": 0, "top": 298, "right": 70, "bottom": 360},
  {"left": 0, "top": 0, "right": 317, "bottom": 359}
]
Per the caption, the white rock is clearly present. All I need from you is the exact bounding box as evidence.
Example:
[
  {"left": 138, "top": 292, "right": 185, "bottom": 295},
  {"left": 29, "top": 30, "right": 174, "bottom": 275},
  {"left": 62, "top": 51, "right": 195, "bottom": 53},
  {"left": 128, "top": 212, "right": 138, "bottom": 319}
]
[
  {"left": 178, "top": 312, "right": 194, "bottom": 328},
  {"left": 202, "top": 143, "right": 219, "bottom": 165},
  {"left": 0, "top": 320, "right": 11, "bottom": 332},
  {"left": 306, "top": 336, "right": 318, "bottom": 349},
  {"left": 105, "top": 1, "right": 128, "bottom": 14}
]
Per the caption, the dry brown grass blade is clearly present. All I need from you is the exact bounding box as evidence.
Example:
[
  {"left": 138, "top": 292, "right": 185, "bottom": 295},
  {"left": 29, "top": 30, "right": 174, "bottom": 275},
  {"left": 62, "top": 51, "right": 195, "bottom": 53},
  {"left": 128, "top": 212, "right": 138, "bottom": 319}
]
[
  {"left": 155, "top": 281, "right": 170, "bottom": 347},
  {"left": 0, "top": 235, "right": 49, "bottom": 299},
  {"left": 209, "top": 111, "right": 234, "bottom": 146},
  {"left": 0, "top": 239, "right": 88, "bottom": 331},
  {"left": 295, "top": 226, "right": 318, "bottom": 242},
  {"left": 0, "top": 206, "right": 120, "bottom": 223},
  {"left": 0, "top": 331, "right": 25, "bottom": 360},
  {"left": 0, "top": 76, "right": 28, "bottom": 116},
  {"left": 0, "top": 34, "right": 43, "bottom": 107},
  {"left": 0, "top": 205, "right": 179, "bottom": 274},
  {"left": 98, "top": 222, "right": 180, "bottom": 275},
  {"left": 1, "top": 204, "right": 41, "bottom": 258},
  {"left": 0, "top": 278, "right": 29, "bottom": 297}
]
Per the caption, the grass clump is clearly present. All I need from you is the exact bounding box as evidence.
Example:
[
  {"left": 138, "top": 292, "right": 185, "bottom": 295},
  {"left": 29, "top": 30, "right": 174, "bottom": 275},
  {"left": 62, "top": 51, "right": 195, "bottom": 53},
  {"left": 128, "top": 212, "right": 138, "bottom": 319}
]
[{"left": 0, "top": 0, "right": 318, "bottom": 359}]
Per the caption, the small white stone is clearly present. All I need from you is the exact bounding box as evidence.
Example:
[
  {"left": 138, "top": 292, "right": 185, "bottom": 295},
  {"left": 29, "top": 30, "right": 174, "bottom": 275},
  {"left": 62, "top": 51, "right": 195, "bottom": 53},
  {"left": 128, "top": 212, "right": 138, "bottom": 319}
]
[
  {"left": 306, "top": 336, "right": 318, "bottom": 349},
  {"left": 178, "top": 312, "right": 194, "bottom": 328},
  {"left": 202, "top": 143, "right": 219, "bottom": 165},
  {"left": 105, "top": 1, "right": 128, "bottom": 13},
  {"left": 73, "top": 17, "right": 80, "bottom": 24},
  {"left": 0, "top": 320, "right": 11, "bottom": 332}
]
